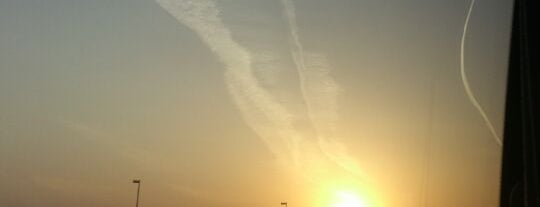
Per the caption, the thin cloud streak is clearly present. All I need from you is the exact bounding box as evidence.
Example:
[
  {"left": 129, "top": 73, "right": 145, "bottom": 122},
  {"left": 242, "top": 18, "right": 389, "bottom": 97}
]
[
  {"left": 59, "top": 118, "right": 181, "bottom": 173},
  {"left": 155, "top": 0, "right": 365, "bottom": 181},
  {"left": 280, "top": 0, "right": 363, "bottom": 177},
  {"left": 155, "top": 0, "right": 302, "bottom": 164},
  {"left": 280, "top": 0, "right": 313, "bottom": 115},
  {"left": 460, "top": 0, "right": 502, "bottom": 146}
]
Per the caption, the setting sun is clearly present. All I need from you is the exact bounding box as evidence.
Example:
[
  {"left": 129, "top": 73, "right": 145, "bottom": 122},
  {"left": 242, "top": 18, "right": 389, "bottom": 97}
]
[
  {"left": 331, "top": 190, "right": 369, "bottom": 207},
  {"left": 313, "top": 179, "right": 379, "bottom": 207}
]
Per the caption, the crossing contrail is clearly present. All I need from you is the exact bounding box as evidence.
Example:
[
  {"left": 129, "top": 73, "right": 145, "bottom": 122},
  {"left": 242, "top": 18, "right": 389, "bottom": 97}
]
[{"left": 460, "top": 0, "right": 502, "bottom": 146}]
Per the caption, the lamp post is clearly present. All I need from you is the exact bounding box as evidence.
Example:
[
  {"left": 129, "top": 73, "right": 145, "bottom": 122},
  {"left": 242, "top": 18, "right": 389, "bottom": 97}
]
[
  {"left": 132, "top": 179, "right": 141, "bottom": 207},
  {"left": 281, "top": 202, "right": 287, "bottom": 207}
]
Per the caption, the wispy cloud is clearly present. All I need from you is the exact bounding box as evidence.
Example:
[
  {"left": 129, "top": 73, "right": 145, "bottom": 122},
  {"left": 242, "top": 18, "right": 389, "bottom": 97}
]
[
  {"left": 58, "top": 118, "right": 181, "bottom": 173},
  {"left": 59, "top": 118, "right": 108, "bottom": 141},
  {"left": 155, "top": 0, "right": 302, "bottom": 164},
  {"left": 155, "top": 0, "right": 365, "bottom": 182},
  {"left": 280, "top": 0, "right": 363, "bottom": 177}
]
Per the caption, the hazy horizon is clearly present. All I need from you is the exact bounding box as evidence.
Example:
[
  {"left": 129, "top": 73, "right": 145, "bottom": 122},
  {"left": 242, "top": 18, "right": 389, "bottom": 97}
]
[{"left": 0, "top": 0, "right": 513, "bottom": 206}]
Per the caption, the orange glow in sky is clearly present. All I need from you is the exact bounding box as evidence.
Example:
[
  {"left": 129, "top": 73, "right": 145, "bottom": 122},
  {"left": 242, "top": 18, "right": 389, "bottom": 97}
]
[{"left": 331, "top": 190, "right": 369, "bottom": 207}]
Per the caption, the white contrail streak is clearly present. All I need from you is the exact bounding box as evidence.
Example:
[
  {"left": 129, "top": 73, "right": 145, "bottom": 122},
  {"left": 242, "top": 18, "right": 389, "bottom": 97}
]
[
  {"left": 280, "top": 0, "right": 363, "bottom": 176},
  {"left": 280, "top": 0, "right": 312, "bottom": 116},
  {"left": 156, "top": 0, "right": 365, "bottom": 180},
  {"left": 460, "top": 0, "right": 502, "bottom": 146},
  {"left": 155, "top": 0, "right": 303, "bottom": 162}
]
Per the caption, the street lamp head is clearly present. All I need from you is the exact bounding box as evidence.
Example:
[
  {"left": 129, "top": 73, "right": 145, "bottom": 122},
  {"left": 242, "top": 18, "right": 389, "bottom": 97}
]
[
  {"left": 132, "top": 179, "right": 141, "bottom": 207},
  {"left": 281, "top": 202, "right": 287, "bottom": 206}
]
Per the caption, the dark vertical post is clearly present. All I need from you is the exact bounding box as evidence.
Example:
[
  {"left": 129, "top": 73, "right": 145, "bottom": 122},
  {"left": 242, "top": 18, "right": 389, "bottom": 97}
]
[
  {"left": 133, "top": 179, "right": 141, "bottom": 207},
  {"left": 500, "top": 0, "right": 540, "bottom": 206}
]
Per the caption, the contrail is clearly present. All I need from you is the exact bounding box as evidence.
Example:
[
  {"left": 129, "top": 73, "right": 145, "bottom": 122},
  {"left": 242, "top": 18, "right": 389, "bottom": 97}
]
[
  {"left": 279, "top": 0, "right": 312, "bottom": 116},
  {"left": 303, "top": 53, "right": 364, "bottom": 176},
  {"left": 460, "top": 0, "right": 502, "bottom": 146},
  {"left": 279, "top": 0, "right": 324, "bottom": 171},
  {"left": 155, "top": 0, "right": 303, "bottom": 163},
  {"left": 280, "top": 0, "right": 363, "bottom": 176},
  {"left": 155, "top": 0, "right": 365, "bottom": 180}
]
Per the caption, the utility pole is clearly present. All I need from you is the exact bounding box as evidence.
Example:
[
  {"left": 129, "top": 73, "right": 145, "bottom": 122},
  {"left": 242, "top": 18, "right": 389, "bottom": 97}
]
[{"left": 133, "top": 179, "right": 141, "bottom": 207}]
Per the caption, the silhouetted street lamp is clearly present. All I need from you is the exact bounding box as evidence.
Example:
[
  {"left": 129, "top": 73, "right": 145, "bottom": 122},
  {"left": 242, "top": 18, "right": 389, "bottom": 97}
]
[
  {"left": 281, "top": 201, "right": 288, "bottom": 207},
  {"left": 133, "top": 179, "right": 141, "bottom": 207}
]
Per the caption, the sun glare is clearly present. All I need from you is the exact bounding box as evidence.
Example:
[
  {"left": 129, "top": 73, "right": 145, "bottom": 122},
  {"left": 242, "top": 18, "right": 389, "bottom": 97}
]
[
  {"left": 331, "top": 190, "right": 369, "bottom": 207},
  {"left": 312, "top": 178, "right": 379, "bottom": 207}
]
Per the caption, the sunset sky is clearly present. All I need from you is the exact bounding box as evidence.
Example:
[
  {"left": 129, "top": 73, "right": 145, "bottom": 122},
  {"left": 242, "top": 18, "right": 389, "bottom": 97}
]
[{"left": 0, "top": 0, "right": 513, "bottom": 206}]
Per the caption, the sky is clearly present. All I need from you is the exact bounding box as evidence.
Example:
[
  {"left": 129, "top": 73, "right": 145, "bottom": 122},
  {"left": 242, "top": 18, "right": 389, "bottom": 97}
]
[{"left": 0, "top": 0, "right": 513, "bottom": 207}]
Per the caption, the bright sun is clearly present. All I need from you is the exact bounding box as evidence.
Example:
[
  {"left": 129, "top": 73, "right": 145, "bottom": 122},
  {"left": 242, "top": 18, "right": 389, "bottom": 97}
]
[
  {"left": 331, "top": 190, "right": 369, "bottom": 207},
  {"left": 313, "top": 177, "right": 378, "bottom": 207}
]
